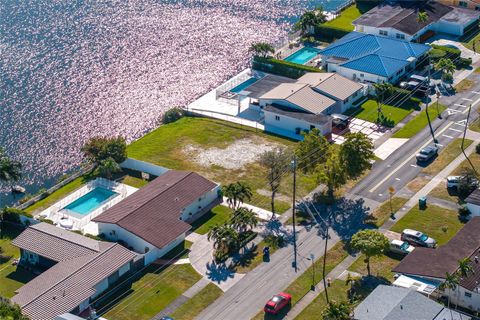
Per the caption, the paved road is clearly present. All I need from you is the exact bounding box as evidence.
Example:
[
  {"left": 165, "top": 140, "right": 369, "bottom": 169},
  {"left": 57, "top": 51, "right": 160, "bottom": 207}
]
[{"left": 351, "top": 73, "right": 480, "bottom": 203}]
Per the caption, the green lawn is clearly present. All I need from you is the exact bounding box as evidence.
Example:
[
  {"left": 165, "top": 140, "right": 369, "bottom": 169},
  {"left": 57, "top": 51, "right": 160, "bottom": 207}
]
[
  {"left": 102, "top": 264, "right": 201, "bottom": 320},
  {"left": 190, "top": 205, "right": 232, "bottom": 235},
  {"left": 126, "top": 117, "right": 309, "bottom": 213},
  {"left": 366, "top": 197, "right": 409, "bottom": 228},
  {"left": 422, "top": 138, "right": 473, "bottom": 175},
  {"left": 345, "top": 99, "right": 417, "bottom": 127},
  {"left": 169, "top": 283, "right": 223, "bottom": 320},
  {"left": 348, "top": 254, "right": 400, "bottom": 283},
  {"left": 0, "top": 223, "right": 37, "bottom": 298},
  {"left": 323, "top": 5, "right": 361, "bottom": 31},
  {"left": 391, "top": 204, "right": 463, "bottom": 246},
  {"left": 233, "top": 239, "right": 279, "bottom": 274},
  {"left": 392, "top": 104, "right": 447, "bottom": 138}
]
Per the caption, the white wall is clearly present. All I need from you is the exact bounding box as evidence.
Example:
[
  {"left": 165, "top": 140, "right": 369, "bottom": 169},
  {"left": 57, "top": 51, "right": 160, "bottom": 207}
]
[
  {"left": 354, "top": 25, "right": 414, "bottom": 41},
  {"left": 120, "top": 158, "right": 169, "bottom": 177},
  {"left": 181, "top": 187, "right": 220, "bottom": 221},
  {"left": 331, "top": 65, "right": 388, "bottom": 84},
  {"left": 259, "top": 99, "right": 307, "bottom": 112},
  {"left": 467, "top": 203, "right": 480, "bottom": 216},
  {"left": 434, "top": 20, "right": 464, "bottom": 36},
  {"left": 263, "top": 110, "right": 332, "bottom": 140},
  {"left": 22, "top": 250, "right": 39, "bottom": 265},
  {"left": 147, "top": 233, "right": 186, "bottom": 265},
  {"left": 445, "top": 285, "right": 480, "bottom": 312}
]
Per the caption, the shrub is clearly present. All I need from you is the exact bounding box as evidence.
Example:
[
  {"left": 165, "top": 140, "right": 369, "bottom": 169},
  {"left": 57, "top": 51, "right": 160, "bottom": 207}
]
[
  {"left": 163, "top": 107, "right": 185, "bottom": 124},
  {"left": 264, "top": 234, "right": 285, "bottom": 249},
  {"left": 476, "top": 143, "right": 480, "bottom": 154},
  {"left": 313, "top": 25, "right": 350, "bottom": 43},
  {"left": 81, "top": 136, "right": 127, "bottom": 165},
  {"left": 39, "top": 218, "right": 54, "bottom": 225},
  {"left": 252, "top": 56, "right": 321, "bottom": 79},
  {"left": 459, "top": 206, "right": 471, "bottom": 218},
  {"left": 457, "top": 57, "right": 472, "bottom": 69},
  {"left": 429, "top": 49, "right": 447, "bottom": 60},
  {"left": 431, "top": 44, "right": 461, "bottom": 60},
  {"left": 1, "top": 207, "right": 31, "bottom": 224}
]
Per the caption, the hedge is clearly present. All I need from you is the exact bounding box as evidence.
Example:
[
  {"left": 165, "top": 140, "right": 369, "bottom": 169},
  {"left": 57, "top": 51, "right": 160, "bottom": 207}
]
[
  {"left": 1, "top": 207, "right": 33, "bottom": 224},
  {"left": 313, "top": 24, "right": 350, "bottom": 43},
  {"left": 431, "top": 44, "right": 461, "bottom": 60},
  {"left": 252, "top": 56, "right": 322, "bottom": 79}
]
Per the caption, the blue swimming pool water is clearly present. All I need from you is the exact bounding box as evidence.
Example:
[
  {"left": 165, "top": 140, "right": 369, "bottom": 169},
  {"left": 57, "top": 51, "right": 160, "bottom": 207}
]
[
  {"left": 284, "top": 47, "right": 321, "bottom": 65},
  {"left": 63, "top": 187, "right": 117, "bottom": 215},
  {"left": 230, "top": 77, "right": 258, "bottom": 93}
]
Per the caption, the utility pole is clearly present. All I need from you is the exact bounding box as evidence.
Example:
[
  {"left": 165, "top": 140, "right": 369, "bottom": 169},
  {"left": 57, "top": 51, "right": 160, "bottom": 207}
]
[
  {"left": 291, "top": 156, "right": 298, "bottom": 272},
  {"left": 425, "top": 57, "right": 438, "bottom": 144},
  {"left": 461, "top": 104, "right": 478, "bottom": 176}
]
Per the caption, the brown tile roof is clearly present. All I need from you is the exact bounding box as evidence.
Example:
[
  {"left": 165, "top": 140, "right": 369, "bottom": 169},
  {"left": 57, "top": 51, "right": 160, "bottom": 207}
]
[
  {"left": 393, "top": 217, "right": 480, "bottom": 291},
  {"left": 12, "top": 243, "right": 135, "bottom": 320},
  {"left": 466, "top": 189, "right": 480, "bottom": 206},
  {"left": 93, "top": 170, "right": 218, "bottom": 248},
  {"left": 12, "top": 222, "right": 103, "bottom": 262}
]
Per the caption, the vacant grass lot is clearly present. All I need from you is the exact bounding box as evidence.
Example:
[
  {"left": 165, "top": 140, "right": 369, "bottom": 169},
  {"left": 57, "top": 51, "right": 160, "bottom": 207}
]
[
  {"left": 456, "top": 79, "right": 475, "bottom": 93},
  {"left": 169, "top": 283, "right": 223, "bottom": 320},
  {"left": 391, "top": 204, "right": 463, "bottom": 246},
  {"left": 190, "top": 205, "right": 232, "bottom": 235},
  {"left": 345, "top": 99, "right": 416, "bottom": 127},
  {"left": 392, "top": 104, "right": 447, "bottom": 138},
  {"left": 348, "top": 254, "right": 400, "bottom": 283},
  {"left": 0, "top": 223, "right": 37, "bottom": 298},
  {"left": 102, "top": 264, "right": 201, "bottom": 320},
  {"left": 323, "top": 5, "right": 361, "bottom": 31},
  {"left": 127, "top": 117, "right": 315, "bottom": 213}
]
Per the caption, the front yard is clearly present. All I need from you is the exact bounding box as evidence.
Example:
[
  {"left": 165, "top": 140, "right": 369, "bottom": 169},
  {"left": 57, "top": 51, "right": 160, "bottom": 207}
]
[
  {"left": 392, "top": 104, "right": 447, "bottom": 138},
  {"left": 190, "top": 205, "right": 232, "bottom": 235},
  {"left": 127, "top": 117, "right": 317, "bottom": 213}
]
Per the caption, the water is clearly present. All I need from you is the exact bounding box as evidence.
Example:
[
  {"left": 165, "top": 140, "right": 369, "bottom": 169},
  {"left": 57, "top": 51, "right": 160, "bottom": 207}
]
[
  {"left": 0, "top": 0, "right": 348, "bottom": 206},
  {"left": 284, "top": 46, "right": 321, "bottom": 64},
  {"left": 230, "top": 77, "right": 259, "bottom": 93},
  {"left": 63, "top": 187, "right": 117, "bottom": 215}
]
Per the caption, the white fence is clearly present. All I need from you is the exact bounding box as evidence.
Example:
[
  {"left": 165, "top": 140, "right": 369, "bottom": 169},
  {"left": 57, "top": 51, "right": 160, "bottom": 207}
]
[
  {"left": 185, "top": 107, "right": 265, "bottom": 131},
  {"left": 120, "top": 158, "right": 169, "bottom": 177}
]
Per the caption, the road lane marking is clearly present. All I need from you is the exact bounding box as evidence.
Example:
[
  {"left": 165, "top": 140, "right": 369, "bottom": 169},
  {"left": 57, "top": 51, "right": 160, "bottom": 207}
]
[
  {"left": 455, "top": 120, "right": 467, "bottom": 126},
  {"left": 448, "top": 128, "right": 463, "bottom": 133},
  {"left": 442, "top": 134, "right": 454, "bottom": 138},
  {"left": 395, "top": 178, "right": 401, "bottom": 181},
  {"left": 447, "top": 109, "right": 462, "bottom": 115},
  {"left": 472, "top": 91, "right": 480, "bottom": 94},
  {"left": 410, "top": 164, "right": 418, "bottom": 167},
  {"left": 462, "top": 98, "right": 473, "bottom": 101},
  {"left": 454, "top": 104, "right": 467, "bottom": 108},
  {"left": 436, "top": 143, "right": 444, "bottom": 147},
  {"left": 369, "top": 124, "right": 453, "bottom": 192}
]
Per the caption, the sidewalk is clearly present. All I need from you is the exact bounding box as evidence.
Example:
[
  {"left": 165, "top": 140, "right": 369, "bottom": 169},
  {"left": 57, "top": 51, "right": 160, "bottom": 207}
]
[
  {"left": 221, "top": 197, "right": 277, "bottom": 220},
  {"left": 284, "top": 134, "right": 480, "bottom": 318}
]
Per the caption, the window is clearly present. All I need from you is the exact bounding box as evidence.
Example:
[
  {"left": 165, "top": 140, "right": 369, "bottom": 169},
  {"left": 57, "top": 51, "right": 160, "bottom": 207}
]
[
  {"left": 353, "top": 91, "right": 358, "bottom": 97},
  {"left": 295, "top": 128, "right": 301, "bottom": 135},
  {"left": 465, "top": 292, "right": 472, "bottom": 298},
  {"left": 459, "top": 1, "right": 468, "bottom": 8},
  {"left": 275, "top": 115, "right": 280, "bottom": 121},
  {"left": 379, "top": 30, "right": 388, "bottom": 36},
  {"left": 396, "top": 33, "right": 405, "bottom": 40},
  {"left": 360, "top": 73, "right": 364, "bottom": 77}
]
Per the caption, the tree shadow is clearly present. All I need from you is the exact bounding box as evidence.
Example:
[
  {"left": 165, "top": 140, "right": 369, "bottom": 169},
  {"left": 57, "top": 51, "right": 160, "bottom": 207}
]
[
  {"left": 205, "top": 261, "right": 235, "bottom": 284},
  {"left": 230, "top": 242, "right": 258, "bottom": 269},
  {"left": 348, "top": 275, "right": 390, "bottom": 303}
]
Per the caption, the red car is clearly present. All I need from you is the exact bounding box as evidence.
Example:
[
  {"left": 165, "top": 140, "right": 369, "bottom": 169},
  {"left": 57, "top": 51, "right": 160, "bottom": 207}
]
[{"left": 264, "top": 292, "right": 292, "bottom": 314}]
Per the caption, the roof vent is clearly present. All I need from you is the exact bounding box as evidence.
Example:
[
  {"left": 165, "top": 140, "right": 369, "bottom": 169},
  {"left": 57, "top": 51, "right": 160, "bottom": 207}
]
[
  {"left": 175, "top": 197, "right": 179, "bottom": 201},
  {"left": 475, "top": 256, "right": 479, "bottom": 263}
]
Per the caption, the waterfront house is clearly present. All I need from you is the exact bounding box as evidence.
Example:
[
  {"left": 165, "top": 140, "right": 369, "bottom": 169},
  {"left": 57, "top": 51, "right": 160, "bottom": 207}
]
[
  {"left": 92, "top": 170, "right": 221, "bottom": 265},
  {"left": 354, "top": 285, "right": 470, "bottom": 320},
  {"left": 353, "top": 1, "right": 480, "bottom": 42},
  {"left": 319, "top": 32, "right": 431, "bottom": 84},
  {"left": 11, "top": 222, "right": 136, "bottom": 319},
  {"left": 393, "top": 217, "right": 480, "bottom": 312}
]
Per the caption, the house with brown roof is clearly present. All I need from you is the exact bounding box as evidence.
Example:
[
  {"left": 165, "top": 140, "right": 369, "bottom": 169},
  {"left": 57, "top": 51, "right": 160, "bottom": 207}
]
[
  {"left": 392, "top": 217, "right": 480, "bottom": 312},
  {"left": 92, "top": 170, "right": 221, "bottom": 265},
  {"left": 11, "top": 222, "right": 136, "bottom": 319},
  {"left": 253, "top": 72, "right": 364, "bottom": 140}
]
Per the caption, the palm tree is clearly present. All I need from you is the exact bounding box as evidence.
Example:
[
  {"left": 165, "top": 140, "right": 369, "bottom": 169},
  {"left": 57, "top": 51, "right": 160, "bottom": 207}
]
[
  {"left": 435, "top": 58, "right": 456, "bottom": 83},
  {"left": 439, "top": 272, "right": 459, "bottom": 310},
  {"left": 417, "top": 11, "right": 429, "bottom": 24},
  {"left": 249, "top": 42, "right": 275, "bottom": 58},
  {"left": 0, "top": 148, "right": 22, "bottom": 186},
  {"left": 95, "top": 157, "right": 121, "bottom": 179},
  {"left": 458, "top": 258, "right": 474, "bottom": 279},
  {"left": 322, "top": 300, "right": 351, "bottom": 320},
  {"left": 222, "top": 182, "right": 252, "bottom": 209},
  {"left": 207, "top": 225, "right": 239, "bottom": 254},
  {"left": 372, "top": 82, "right": 394, "bottom": 124},
  {"left": 295, "top": 7, "right": 327, "bottom": 35},
  {"left": 230, "top": 208, "right": 258, "bottom": 233}
]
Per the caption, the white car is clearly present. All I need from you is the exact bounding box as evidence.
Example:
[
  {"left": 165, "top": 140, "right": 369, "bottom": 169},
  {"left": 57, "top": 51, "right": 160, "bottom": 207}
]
[
  {"left": 389, "top": 239, "right": 415, "bottom": 255},
  {"left": 446, "top": 176, "right": 461, "bottom": 188}
]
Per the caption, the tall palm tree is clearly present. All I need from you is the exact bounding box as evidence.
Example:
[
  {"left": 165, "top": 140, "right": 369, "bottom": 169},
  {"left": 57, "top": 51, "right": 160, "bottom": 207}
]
[
  {"left": 0, "top": 148, "right": 22, "bottom": 185},
  {"left": 249, "top": 42, "right": 275, "bottom": 58},
  {"left": 435, "top": 58, "right": 456, "bottom": 83},
  {"left": 295, "top": 7, "right": 327, "bottom": 35},
  {"left": 417, "top": 11, "right": 429, "bottom": 24},
  {"left": 439, "top": 272, "right": 459, "bottom": 310},
  {"left": 373, "top": 82, "right": 394, "bottom": 124},
  {"left": 207, "top": 225, "right": 239, "bottom": 254},
  {"left": 230, "top": 207, "right": 258, "bottom": 233},
  {"left": 458, "top": 258, "right": 474, "bottom": 279},
  {"left": 222, "top": 182, "right": 253, "bottom": 209},
  {"left": 322, "top": 300, "right": 351, "bottom": 320}
]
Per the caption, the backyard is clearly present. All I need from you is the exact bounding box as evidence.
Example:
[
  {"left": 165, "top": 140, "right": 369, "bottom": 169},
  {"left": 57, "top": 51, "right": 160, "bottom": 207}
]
[
  {"left": 323, "top": 2, "right": 378, "bottom": 31},
  {"left": 127, "top": 117, "right": 317, "bottom": 213}
]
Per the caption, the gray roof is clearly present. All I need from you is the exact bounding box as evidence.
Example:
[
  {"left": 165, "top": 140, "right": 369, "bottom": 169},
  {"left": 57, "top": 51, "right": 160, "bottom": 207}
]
[
  {"left": 93, "top": 170, "right": 218, "bottom": 248},
  {"left": 466, "top": 189, "right": 480, "bottom": 206},
  {"left": 263, "top": 104, "right": 331, "bottom": 125},
  {"left": 442, "top": 7, "right": 480, "bottom": 25},
  {"left": 298, "top": 73, "right": 363, "bottom": 100},
  {"left": 11, "top": 224, "right": 136, "bottom": 320},
  {"left": 12, "top": 222, "right": 105, "bottom": 262},
  {"left": 243, "top": 74, "right": 296, "bottom": 99},
  {"left": 353, "top": 285, "right": 469, "bottom": 320},
  {"left": 353, "top": 1, "right": 453, "bottom": 36}
]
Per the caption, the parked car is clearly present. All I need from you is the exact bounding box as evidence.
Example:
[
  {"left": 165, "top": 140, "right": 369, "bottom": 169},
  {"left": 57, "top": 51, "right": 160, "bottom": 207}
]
[
  {"left": 331, "top": 114, "right": 350, "bottom": 129},
  {"left": 401, "top": 229, "right": 436, "bottom": 248},
  {"left": 389, "top": 239, "right": 415, "bottom": 255},
  {"left": 264, "top": 292, "right": 292, "bottom": 315},
  {"left": 446, "top": 175, "right": 479, "bottom": 189},
  {"left": 416, "top": 145, "right": 438, "bottom": 162}
]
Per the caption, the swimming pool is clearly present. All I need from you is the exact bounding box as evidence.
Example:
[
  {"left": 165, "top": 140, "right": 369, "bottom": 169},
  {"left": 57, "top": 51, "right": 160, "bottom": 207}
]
[
  {"left": 284, "top": 47, "right": 321, "bottom": 65},
  {"left": 230, "top": 77, "right": 258, "bottom": 93},
  {"left": 63, "top": 187, "right": 117, "bottom": 215}
]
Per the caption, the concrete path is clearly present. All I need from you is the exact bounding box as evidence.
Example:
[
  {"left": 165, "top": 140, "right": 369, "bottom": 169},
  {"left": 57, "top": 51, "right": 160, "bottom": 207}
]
[{"left": 374, "top": 138, "right": 408, "bottom": 160}]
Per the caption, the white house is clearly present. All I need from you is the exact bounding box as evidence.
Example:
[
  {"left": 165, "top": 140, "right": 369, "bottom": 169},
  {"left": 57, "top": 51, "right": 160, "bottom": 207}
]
[
  {"left": 393, "top": 217, "right": 480, "bottom": 312},
  {"left": 319, "top": 32, "right": 431, "bottom": 84},
  {"left": 92, "top": 170, "right": 221, "bottom": 265},
  {"left": 11, "top": 223, "right": 136, "bottom": 320},
  {"left": 465, "top": 189, "right": 480, "bottom": 216},
  {"left": 353, "top": 1, "right": 480, "bottom": 42}
]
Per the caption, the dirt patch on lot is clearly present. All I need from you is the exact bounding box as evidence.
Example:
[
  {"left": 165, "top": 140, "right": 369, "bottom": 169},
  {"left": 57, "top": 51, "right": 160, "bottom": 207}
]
[{"left": 184, "top": 138, "right": 280, "bottom": 170}]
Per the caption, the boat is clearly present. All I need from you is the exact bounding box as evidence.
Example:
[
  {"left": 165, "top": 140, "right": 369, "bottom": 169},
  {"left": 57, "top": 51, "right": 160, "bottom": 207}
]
[{"left": 12, "top": 185, "right": 26, "bottom": 193}]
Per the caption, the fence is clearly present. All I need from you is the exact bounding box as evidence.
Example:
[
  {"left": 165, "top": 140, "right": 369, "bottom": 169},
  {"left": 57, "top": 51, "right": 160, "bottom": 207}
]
[
  {"left": 185, "top": 107, "right": 265, "bottom": 131},
  {"left": 120, "top": 158, "right": 169, "bottom": 178}
]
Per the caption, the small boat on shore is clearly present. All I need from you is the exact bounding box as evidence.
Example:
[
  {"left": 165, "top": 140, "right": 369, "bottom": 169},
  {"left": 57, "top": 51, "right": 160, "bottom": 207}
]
[{"left": 12, "top": 185, "right": 26, "bottom": 193}]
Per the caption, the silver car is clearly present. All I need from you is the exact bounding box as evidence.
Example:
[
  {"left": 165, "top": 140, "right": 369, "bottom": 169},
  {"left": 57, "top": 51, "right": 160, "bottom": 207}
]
[
  {"left": 389, "top": 239, "right": 415, "bottom": 255},
  {"left": 401, "top": 229, "right": 436, "bottom": 248}
]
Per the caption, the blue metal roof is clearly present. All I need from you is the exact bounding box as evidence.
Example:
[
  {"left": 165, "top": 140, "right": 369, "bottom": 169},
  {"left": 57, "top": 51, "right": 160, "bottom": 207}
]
[{"left": 320, "top": 32, "right": 430, "bottom": 77}]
